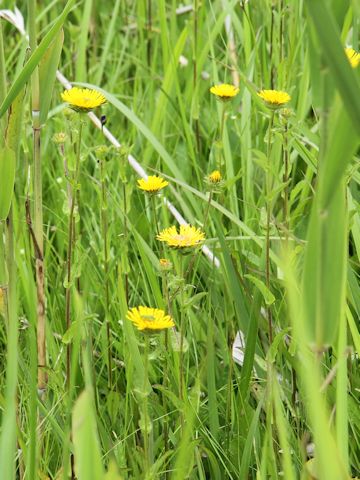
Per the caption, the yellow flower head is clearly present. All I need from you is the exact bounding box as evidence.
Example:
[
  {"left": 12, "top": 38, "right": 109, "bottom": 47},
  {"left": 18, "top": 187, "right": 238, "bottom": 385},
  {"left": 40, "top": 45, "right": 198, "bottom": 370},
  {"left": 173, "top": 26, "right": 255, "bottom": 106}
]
[
  {"left": 137, "top": 175, "right": 169, "bottom": 194},
  {"left": 157, "top": 224, "right": 205, "bottom": 249},
  {"left": 208, "top": 170, "right": 222, "bottom": 184},
  {"left": 127, "top": 306, "right": 174, "bottom": 333},
  {"left": 210, "top": 83, "right": 239, "bottom": 101},
  {"left": 61, "top": 87, "right": 106, "bottom": 113},
  {"left": 257, "top": 89, "right": 291, "bottom": 108},
  {"left": 345, "top": 47, "right": 360, "bottom": 68}
]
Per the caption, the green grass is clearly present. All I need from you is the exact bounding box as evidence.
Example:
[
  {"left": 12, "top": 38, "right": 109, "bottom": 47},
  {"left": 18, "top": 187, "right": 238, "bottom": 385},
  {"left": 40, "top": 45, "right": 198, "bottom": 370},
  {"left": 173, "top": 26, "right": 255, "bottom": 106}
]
[{"left": 0, "top": 1, "right": 359, "bottom": 479}]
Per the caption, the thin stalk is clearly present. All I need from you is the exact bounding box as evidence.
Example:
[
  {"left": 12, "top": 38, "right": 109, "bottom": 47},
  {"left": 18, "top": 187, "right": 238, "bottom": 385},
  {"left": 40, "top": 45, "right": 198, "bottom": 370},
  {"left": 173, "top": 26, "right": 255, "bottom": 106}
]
[
  {"left": 0, "top": 209, "right": 18, "bottom": 480},
  {"left": 193, "top": 0, "right": 201, "bottom": 153},
  {"left": 218, "top": 103, "right": 227, "bottom": 172},
  {"left": 202, "top": 189, "right": 213, "bottom": 233},
  {"left": 100, "top": 157, "right": 113, "bottom": 390},
  {"left": 146, "top": 0, "right": 152, "bottom": 66},
  {"left": 269, "top": 3, "right": 275, "bottom": 88},
  {"left": 122, "top": 183, "right": 129, "bottom": 305},
  {"left": 65, "top": 117, "right": 83, "bottom": 389},
  {"left": 160, "top": 263, "right": 172, "bottom": 464},
  {"left": 279, "top": 0, "right": 284, "bottom": 67},
  {"left": 28, "top": 0, "right": 46, "bottom": 395},
  {"left": 266, "top": 111, "right": 275, "bottom": 344},
  {"left": 225, "top": 327, "right": 235, "bottom": 449},
  {"left": 283, "top": 120, "right": 289, "bottom": 241},
  {"left": 143, "top": 335, "right": 150, "bottom": 473},
  {"left": 151, "top": 195, "right": 161, "bottom": 237},
  {"left": 178, "top": 256, "right": 185, "bottom": 430}
]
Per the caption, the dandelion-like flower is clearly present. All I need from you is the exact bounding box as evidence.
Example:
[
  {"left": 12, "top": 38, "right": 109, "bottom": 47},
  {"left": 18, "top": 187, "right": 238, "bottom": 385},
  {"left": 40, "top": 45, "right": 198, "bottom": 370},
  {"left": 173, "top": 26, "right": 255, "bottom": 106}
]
[
  {"left": 157, "top": 225, "right": 205, "bottom": 250},
  {"left": 210, "top": 83, "right": 239, "bottom": 101},
  {"left": 61, "top": 87, "right": 106, "bottom": 113},
  {"left": 127, "top": 306, "right": 174, "bottom": 332},
  {"left": 345, "top": 47, "right": 360, "bottom": 68},
  {"left": 257, "top": 89, "right": 291, "bottom": 109},
  {"left": 137, "top": 175, "right": 169, "bottom": 194},
  {"left": 208, "top": 170, "right": 222, "bottom": 184}
]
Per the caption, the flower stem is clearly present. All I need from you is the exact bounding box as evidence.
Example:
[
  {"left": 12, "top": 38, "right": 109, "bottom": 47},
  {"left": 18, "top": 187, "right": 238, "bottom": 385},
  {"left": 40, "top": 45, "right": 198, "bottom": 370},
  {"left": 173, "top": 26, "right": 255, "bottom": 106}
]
[
  {"left": 143, "top": 335, "right": 150, "bottom": 473},
  {"left": 218, "top": 103, "right": 227, "bottom": 172},
  {"left": 100, "top": 157, "right": 113, "bottom": 390},
  {"left": 65, "top": 117, "right": 83, "bottom": 389},
  {"left": 266, "top": 111, "right": 275, "bottom": 344},
  {"left": 179, "top": 256, "right": 185, "bottom": 429},
  {"left": 283, "top": 119, "right": 289, "bottom": 241},
  {"left": 28, "top": 0, "right": 46, "bottom": 396}
]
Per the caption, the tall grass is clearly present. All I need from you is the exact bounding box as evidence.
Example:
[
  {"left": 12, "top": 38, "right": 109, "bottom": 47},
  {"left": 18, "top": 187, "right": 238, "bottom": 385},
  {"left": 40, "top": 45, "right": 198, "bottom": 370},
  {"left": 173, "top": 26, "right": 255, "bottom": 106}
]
[{"left": 0, "top": 1, "right": 359, "bottom": 479}]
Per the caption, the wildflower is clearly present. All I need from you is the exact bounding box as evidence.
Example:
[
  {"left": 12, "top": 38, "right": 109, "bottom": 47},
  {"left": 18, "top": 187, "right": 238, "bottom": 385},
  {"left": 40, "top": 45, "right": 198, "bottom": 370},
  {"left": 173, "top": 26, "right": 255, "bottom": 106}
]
[
  {"left": 159, "top": 258, "right": 172, "bottom": 271},
  {"left": 210, "top": 83, "right": 239, "bottom": 101},
  {"left": 257, "top": 89, "right": 291, "bottom": 109},
  {"left": 137, "top": 175, "right": 169, "bottom": 194},
  {"left": 127, "top": 306, "right": 174, "bottom": 332},
  {"left": 208, "top": 170, "right": 222, "bottom": 184},
  {"left": 52, "top": 132, "right": 67, "bottom": 145},
  {"left": 61, "top": 87, "right": 106, "bottom": 113},
  {"left": 157, "top": 225, "right": 205, "bottom": 249},
  {"left": 345, "top": 47, "right": 360, "bottom": 68}
]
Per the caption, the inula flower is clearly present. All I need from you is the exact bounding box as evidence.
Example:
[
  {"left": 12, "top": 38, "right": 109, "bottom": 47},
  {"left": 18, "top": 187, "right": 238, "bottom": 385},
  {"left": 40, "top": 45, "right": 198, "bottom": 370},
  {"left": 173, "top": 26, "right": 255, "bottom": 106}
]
[
  {"left": 137, "top": 175, "right": 169, "bottom": 194},
  {"left": 208, "top": 170, "right": 222, "bottom": 184},
  {"left": 345, "top": 47, "right": 360, "bottom": 68},
  {"left": 210, "top": 83, "right": 239, "bottom": 101},
  {"left": 157, "top": 225, "right": 205, "bottom": 249},
  {"left": 61, "top": 87, "right": 106, "bottom": 113},
  {"left": 257, "top": 89, "right": 291, "bottom": 108},
  {"left": 127, "top": 306, "right": 174, "bottom": 332}
]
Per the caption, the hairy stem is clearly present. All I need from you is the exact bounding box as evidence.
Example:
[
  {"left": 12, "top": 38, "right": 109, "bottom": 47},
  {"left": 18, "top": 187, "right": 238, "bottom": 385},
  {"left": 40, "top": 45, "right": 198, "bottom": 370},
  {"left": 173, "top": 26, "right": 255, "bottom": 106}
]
[
  {"left": 266, "top": 111, "right": 275, "bottom": 343},
  {"left": 100, "top": 157, "right": 113, "bottom": 390},
  {"left": 65, "top": 118, "right": 83, "bottom": 389}
]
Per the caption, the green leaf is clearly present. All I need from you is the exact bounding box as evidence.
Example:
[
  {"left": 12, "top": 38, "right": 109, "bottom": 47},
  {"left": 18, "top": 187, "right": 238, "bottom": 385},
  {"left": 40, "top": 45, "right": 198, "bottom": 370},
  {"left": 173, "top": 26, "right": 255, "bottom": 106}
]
[
  {"left": 305, "top": 0, "right": 360, "bottom": 131},
  {"left": 302, "top": 183, "right": 347, "bottom": 347},
  {"left": 245, "top": 274, "right": 276, "bottom": 305},
  {"left": 0, "top": 0, "right": 75, "bottom": 119},
  {"left": 39, "top": 29, "right": 64, "bottom": 124},
  {"left": 0, "top": 147, "right": 16, "bottom": 221},
  {"left": 72, "top": 390, "right": 104, "bottom": 480}
]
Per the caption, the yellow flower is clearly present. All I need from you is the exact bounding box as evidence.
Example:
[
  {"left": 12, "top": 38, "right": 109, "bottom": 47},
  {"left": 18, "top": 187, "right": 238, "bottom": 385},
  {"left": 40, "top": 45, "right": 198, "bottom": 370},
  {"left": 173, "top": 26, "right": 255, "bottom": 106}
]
[
  {"left": 61, "top": 87, "right": 106, "bottom": 112},
  {"left": 345, "top": 47, "right": 360, "bottom": 68},
  {"left": 127, "top": 306, "right": 174, "bottom": 332},
  {"left": 208, "top": 170, "right": 222, "bottom": 184},
  {"left": 257, "top": 89, "right": 291, "bottom": 108},
  {"left": 157, "top": 225, "right": 205, "bottom": 249},
  {"left": 210, "top": 83, "right": 239, "bottom": 100},
  {"left": 137, "top": 175, "right": 169, "bottom": 194}
]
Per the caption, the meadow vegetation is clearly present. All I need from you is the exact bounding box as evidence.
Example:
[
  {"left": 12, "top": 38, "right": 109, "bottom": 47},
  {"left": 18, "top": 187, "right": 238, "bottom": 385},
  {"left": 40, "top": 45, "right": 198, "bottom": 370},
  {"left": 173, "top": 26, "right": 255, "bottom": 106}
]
[{"left": 0, "top": 1, "right": 359, "bottom": 479}]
